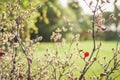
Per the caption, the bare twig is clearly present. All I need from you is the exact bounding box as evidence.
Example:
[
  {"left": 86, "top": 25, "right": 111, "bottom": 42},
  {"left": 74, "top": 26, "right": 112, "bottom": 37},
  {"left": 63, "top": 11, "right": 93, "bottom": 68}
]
[{"left": 104, "top": 39, "right": 120, "bottom": 79}]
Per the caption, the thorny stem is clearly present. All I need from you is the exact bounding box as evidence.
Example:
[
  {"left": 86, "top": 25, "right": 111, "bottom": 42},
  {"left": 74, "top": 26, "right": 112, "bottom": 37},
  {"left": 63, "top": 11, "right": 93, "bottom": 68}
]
[
  {"left": 79, "top": 1, "right": 99, "bottom": 80},
  {"left": 10, "top": 28, "right": 31, "bottom": 80}
]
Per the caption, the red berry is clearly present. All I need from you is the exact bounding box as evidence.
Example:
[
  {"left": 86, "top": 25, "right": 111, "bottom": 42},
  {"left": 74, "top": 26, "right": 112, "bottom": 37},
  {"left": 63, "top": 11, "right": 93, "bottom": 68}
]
[{"left": 84, "top": 52, "right": 89, "bottom": 58}]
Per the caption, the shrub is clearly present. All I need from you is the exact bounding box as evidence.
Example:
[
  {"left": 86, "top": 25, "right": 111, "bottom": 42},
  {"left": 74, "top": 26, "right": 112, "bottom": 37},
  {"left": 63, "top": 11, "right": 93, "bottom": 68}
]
[{"left": 0, "top": 0, "right": 120, "bottom": 80}]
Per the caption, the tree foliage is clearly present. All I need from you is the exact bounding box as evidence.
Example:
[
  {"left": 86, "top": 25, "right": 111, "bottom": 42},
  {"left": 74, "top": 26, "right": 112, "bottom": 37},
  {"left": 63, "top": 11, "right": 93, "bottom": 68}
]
[
  {"left": 68, "top": 0, "right": 92, "bottom": 40},
  {"left": 31, "top": 0, "right": 62, "bottom": 41},
  {"left": 0, "top": 0, "right": 39, "bottom": 40}
]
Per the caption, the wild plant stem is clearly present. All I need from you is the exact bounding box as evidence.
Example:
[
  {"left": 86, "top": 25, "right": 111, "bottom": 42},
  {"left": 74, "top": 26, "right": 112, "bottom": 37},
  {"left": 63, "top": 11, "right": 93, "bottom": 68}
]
[
  {"left": 17, "top": 37, "right": 31, "bottom": 80},
  {"left": 10, "top": 28, "right": 31, "bottom": 80},
  {"left": 104, "top": 39, "right": 119, "bottom": 79},
  {"left": 79, "top": 1, "right": 99, "bottom": 79},
  {"left": 88, "top": 13, "right": 96, "bottom": 62}
]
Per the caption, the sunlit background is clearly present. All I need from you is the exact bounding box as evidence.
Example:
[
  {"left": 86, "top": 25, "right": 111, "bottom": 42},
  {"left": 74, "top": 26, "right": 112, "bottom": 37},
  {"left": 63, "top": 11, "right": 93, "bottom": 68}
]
[
  {"left": 59, "top": 0, "right": 120, "bottom": 14},
  {"left": 0, "top": 0, "right": 120, "bottom": 41}
]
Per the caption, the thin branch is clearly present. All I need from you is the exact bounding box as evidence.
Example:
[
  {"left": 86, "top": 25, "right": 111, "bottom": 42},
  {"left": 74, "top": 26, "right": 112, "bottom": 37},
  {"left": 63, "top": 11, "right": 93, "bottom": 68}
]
[
  {"left": 10, "top": 28, "right": 31, "bottom": 80},
  {"left": 83, "top": 0, "right": 94, "bottom": 12},
  {"left": 104, "top": 39, "right": 119, "bottom": 72},
  {"left": 89, "top": 0, "right": 99, "bottom": 61},
  {"left": 79, "top": 1, "right": 99, "bottom": 80},
  {"left": 104, "top": 39, "right": 120, "bottom": 79}
]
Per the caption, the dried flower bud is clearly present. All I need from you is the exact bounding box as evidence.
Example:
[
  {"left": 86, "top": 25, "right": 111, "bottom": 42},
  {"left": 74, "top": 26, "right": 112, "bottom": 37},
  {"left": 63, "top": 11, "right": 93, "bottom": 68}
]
[
  {"left": 1, "top": 28, "right": 5, "bottom": 33},
  {"left": 114, "top": 0, "right": 117, "bottom": 3},
  {"left": 62, "top": 26, "right": 68, "bottom": 32},
  {"left": 101, "top": 18, "right": 105, "bottom": 23},
  {"left": 114, "top": 58, "right": 117, "bottom": 64},
  {"left": 2, "top": 12, "right": 7, "bottom": 20},
  {"left": 103, "top": 56, "right": 106, "bottom": 60},
  {"left": 86, "top": 29, "right": 92, "bottom": 34},
  {"left": 97, "top": 26, "right": 106, "bottom": 31},
  {"left": 79, "top": 50, "right": 83, "bottom": 53},
  {"left": 109, "top": 14, "right": 114, "bottom": 18},
  {"left": 106, "top": 0, "right": 110, "bottom": 3},
  {"left": 93, "top": 57, "right": 97, "bottom": 61},
  {"left": 37, "top": 36, "right": 43, "bottom": 41},
  {"left": 95, "top": 21, "right": 99, "bottom": 25},
  {"left": 112, "top": 48, "right": 115, "bottom": 51},
  {"left": 100, "top": 73, "right": 106, "bottom": 78},
  {"left": 9, "top": 34, "right": 15, "bottom": 40},
  {"left": 101, "top": 0, "right": 105, "bottom": 4},
  {"left": 55, "top": 28, "right": 61, "bottom": 33},
  {"left": 99, "top": 6, "right": 104, "bottom": 13},
  {"left": 89, "top": 1, "right": 93, "bottom": 6},
  {"left": 0, "top": 48, "right": 5, "bottom": 57},
  {"left": 13, "top": 43, "right": 19, "bottom": 48}
]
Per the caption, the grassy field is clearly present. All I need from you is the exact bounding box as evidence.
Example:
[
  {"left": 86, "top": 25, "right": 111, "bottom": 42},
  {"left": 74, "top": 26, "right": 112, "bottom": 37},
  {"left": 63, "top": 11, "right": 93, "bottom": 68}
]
[{"left": 33, "top": 41, "right": 120, "bottom": 79}]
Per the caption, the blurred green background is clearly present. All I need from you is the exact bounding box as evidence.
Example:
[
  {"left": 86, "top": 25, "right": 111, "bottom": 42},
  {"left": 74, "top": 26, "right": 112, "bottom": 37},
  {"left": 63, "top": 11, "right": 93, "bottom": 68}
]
[{"left": 0, "top": 0, "right": 120, "bottom": 41}]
